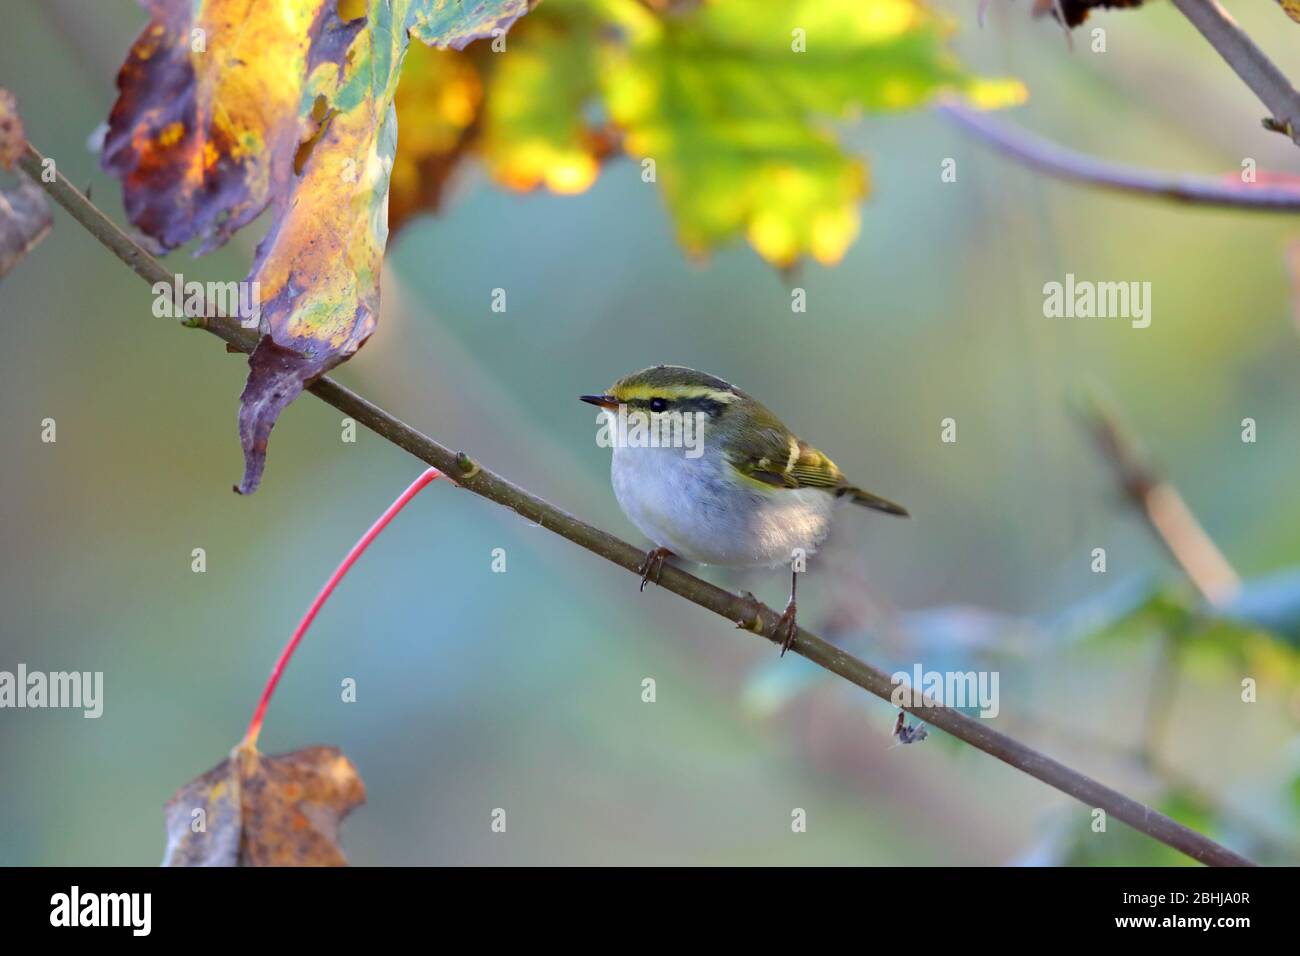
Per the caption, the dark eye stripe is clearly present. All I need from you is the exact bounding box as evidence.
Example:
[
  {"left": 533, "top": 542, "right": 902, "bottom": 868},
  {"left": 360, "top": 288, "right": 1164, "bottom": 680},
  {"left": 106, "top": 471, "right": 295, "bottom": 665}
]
[
  {"left": 625, "top": 396, "right": 725, "bottom": 416},
  {"left": 679, "top": 397, "right": 725, "bottom": 416}
]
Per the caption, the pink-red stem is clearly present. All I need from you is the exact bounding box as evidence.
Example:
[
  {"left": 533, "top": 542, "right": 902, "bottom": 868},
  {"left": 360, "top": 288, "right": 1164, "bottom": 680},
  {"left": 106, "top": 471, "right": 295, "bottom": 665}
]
[{"left": 243, "top": 467, "right": 443, "bottom": 747}]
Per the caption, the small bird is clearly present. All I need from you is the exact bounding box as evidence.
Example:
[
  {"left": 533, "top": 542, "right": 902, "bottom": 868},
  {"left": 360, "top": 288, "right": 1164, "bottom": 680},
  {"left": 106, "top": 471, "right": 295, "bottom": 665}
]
[{"left": 581, "top": 365, "right": 908, "bottom": 655}]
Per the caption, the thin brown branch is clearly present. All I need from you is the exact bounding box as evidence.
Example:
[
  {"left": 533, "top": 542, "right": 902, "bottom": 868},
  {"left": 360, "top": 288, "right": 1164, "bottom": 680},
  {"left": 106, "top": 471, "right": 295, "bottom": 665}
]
[
  {"left": 1009, "top": 705, "right": 1300, "bottom": 858},
  {"left": 15, "top": 142, "right": 1255, "bottom": 867},
  {"left": 940, "top": 102, "right": 1300, "bottom": 211},
  {"left": 1171, "top": 0, "right": 1300, "bottom": 146}
]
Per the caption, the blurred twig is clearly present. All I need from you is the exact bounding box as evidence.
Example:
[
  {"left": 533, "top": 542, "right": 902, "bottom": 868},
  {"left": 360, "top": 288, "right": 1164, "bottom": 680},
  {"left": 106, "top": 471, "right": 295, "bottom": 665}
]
[
  {"left": 1076, "top": 394, "right": 1240, "bottom": 605},
  {"left": 1074, "top": 393, "right": 1240, "bottom": 785},
  {"left": 940, "top": 103, "right": 1300, "bottom": 211},
  {"left": 1171, "top": 0, "right": 1300, "bottom": 147},
  {"left": 14, "top": 141, "right": 1255, "bottom": 867}
]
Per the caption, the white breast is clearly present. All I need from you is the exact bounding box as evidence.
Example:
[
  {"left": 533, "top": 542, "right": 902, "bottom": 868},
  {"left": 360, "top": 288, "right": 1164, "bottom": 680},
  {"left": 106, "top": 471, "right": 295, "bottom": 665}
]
[{"left": 610, "top": 442, "right": 836, "bottom": 568}]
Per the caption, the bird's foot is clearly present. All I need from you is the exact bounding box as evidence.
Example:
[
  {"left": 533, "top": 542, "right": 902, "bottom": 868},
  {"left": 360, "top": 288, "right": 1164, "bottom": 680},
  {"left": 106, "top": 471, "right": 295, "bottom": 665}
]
[
  {"left": 776, "top": 600, "right": 798, "bottom": 657},
  {"left": 638, "top": 547, "right": 673, "bottom": 592}
]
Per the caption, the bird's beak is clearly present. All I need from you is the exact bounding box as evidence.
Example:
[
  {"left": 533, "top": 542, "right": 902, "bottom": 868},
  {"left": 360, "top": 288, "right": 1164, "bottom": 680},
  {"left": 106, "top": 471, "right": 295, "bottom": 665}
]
[{"left": 579, "top": 394, "right": 618, "bottom": 410}]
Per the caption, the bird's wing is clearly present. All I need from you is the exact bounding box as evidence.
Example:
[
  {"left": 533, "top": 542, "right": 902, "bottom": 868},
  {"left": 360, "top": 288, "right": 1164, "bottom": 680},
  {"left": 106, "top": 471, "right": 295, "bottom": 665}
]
[
  {"left": 727, "top": 429, "right": 846, "bottom": 492},
  {"left": 727, "top": 431, "right": 909, "bottom": 516}
]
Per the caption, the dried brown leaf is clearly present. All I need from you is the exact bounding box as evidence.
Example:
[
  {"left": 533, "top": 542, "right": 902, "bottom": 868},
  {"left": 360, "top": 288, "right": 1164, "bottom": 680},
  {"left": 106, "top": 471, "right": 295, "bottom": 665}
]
[
  {"left": 163, "top": 742, "right": 365, "bottom": 866},
  {"left": 0, "top": 89, "right": 26, "bottom": 170},
  {"left": 0, "top": 178, "right": 52, "bottom": 280}
]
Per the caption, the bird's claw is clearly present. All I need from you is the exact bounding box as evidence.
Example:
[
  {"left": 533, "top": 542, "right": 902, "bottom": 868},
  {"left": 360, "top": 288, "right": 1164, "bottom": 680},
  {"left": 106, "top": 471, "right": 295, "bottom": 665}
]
[
  {"left": 775, "top": 601, "right": 798, "bottom": 657},
  {"left": 638, "top": 548, "right": 672, "bottom": 592}
]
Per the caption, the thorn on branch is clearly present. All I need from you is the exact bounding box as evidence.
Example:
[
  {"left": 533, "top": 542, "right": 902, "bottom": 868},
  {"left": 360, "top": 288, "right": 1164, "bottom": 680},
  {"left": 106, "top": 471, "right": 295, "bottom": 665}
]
[
  {"left": 1263, "top": 117, "right": 1296, "bottom": 139},
  {"left": 455, "top": 451, "right": 480, "bottom": 479}
]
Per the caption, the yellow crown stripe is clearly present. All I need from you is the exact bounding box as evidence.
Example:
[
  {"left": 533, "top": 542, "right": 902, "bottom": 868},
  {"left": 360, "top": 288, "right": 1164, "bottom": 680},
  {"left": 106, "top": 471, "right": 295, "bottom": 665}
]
[{"left": 613, "top": 385, "right": 738, "bottom": 404}]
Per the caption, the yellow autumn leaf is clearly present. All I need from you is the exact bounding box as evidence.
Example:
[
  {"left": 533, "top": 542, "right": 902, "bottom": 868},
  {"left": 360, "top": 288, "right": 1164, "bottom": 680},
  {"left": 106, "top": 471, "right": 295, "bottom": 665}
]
[{"left": 102, "top": 0, "right": 538, "bottom": 493}]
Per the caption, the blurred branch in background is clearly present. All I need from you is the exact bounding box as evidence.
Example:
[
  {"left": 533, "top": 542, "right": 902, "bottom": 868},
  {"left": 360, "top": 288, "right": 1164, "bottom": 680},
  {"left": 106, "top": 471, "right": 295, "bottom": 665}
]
[
  {"left": 1171, "top": 0, "right": 1300, "bottom": 146},
  {"left": 1075, "top": 391, "right": 1240, "bottom": 605},
  {"left": 940, "top": 103, "right": 1300, "bottom": 211},
  {"left": 13, "top": 139, "right": 1256, "bottom": 867},
  {"left": 1074, "top": 392, "right": 1249, "bottom": 841},
  {"left": 1023, "top": 1, "right": 1300, "bottom": 147}
]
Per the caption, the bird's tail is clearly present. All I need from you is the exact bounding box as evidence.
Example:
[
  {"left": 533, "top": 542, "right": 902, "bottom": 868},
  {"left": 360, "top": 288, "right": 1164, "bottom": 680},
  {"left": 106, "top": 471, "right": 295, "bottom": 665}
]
[{"left": 839, "top": 485, "right": 910, "bottom": 517}]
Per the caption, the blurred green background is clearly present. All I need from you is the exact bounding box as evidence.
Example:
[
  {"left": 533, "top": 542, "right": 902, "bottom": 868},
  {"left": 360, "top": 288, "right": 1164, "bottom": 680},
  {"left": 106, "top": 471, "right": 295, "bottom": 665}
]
[{"left": 1, "top": 0, "right": 1298, "bottom": 865}]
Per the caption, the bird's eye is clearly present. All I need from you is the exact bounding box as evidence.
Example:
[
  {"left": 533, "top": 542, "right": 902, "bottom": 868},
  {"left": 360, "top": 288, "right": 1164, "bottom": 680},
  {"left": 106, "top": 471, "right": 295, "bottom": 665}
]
[{"left": 649, "top": 397, "right": 668, "bottom": 412}]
